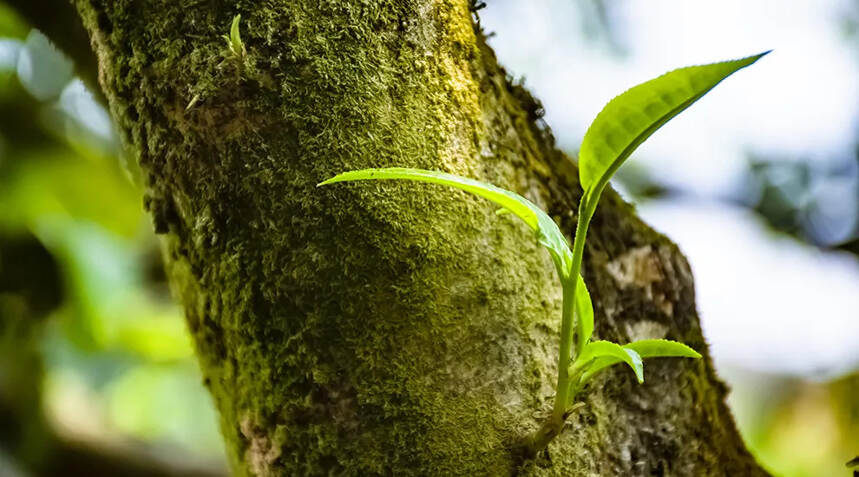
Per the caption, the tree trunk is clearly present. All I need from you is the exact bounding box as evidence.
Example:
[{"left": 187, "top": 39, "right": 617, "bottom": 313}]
[{"left": 69, "top": 1, "right": 768, "bottom": 475}]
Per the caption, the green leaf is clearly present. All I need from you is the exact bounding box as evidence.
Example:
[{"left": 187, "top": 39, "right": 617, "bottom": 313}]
[
  {"left": 574, "top": 274, "right": 593, "bottom": 352},
  {"left": 579, "top": 339, "right": 701, "bottom": 383},
  {"left": 625, "top": 339, "right": 702, "bottom": 359},
  {"left": 230, "top": 14, "right": 243, "bottom": 54},
  {"left": 579, "top": 356, "right": 621, "bottom": 384},
  {"left": 574, "top": 340, "right": 644, "bottom": 383},
  {"left": 318, "top": 168, "right": 574, "bottom": 278},
  {"left": 578, "top": 51, "right": 770, "bottom": 209}
]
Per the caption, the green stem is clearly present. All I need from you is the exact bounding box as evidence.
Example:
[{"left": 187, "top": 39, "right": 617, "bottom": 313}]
[
  {"left": 551, "top": 279, "right": 577, "bottom": 419},
  {"left": 575, "top": 192, "right": 599, "bottom": 352},
  {"left": 522, "top": 193, "right": 594, "bottom": 457}
]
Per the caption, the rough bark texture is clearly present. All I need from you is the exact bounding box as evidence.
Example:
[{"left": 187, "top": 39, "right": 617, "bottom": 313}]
[{"left": 70, "top": 1, "right": 768, "bottom": 475}]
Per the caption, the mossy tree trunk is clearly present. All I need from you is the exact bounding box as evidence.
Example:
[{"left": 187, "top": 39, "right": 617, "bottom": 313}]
[{"left": 69, "top": 1, "right": 768, "bottom": 475}]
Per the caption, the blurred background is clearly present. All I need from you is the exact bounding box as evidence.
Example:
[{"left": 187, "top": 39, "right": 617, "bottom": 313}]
[
  {"left": 0, "top": 3, "right": 226, "bottom": 476},
  {"left": 0, "top": 1, "right": 856, "bottom": 476}
]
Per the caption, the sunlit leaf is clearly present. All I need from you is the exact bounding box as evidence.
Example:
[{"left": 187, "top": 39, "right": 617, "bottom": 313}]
[
  {"left": 580, "top": 339, "right": 701, "bottom": 383},
  {"left": 578, "top": 51, "right": 770, "bottom": 210},
  {"left": 574, "top": 340, "right": 644, "bottom": 383},
  {"left": 318, "top": 168, "right": 574, "bottom": 277},
  {"left": 625, "top": 339, "right": 702, "bottom": 359}
]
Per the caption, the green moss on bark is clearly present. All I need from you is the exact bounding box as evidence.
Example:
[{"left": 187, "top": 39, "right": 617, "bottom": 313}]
[{"left": 72, "top": 0, "right": 767, "bottom": 475}]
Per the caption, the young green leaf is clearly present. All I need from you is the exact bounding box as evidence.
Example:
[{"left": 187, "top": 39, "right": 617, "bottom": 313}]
[
  {"left": 231, "top": 15, "right": 243, "bottom": 51},
  {"left": 574, "top": 273, "right": 593, "bottom": 353},
  {"left": 223, "top": 14, "right": 245, "bottom": 57},
  {"left": 578, "top": 51, "right": 770, "bottom": 210},
  {"left": 318, "top": 168, "right": 574, "bottom": 277},
  {"left": 574, "top": 340, "right": 644, "bottom": 383},
  {"left": 625, "top": 339, "right": 702, "bottom": 359},
  {"left": 579, "top": 339, "right": 701, "bottom": 383}
]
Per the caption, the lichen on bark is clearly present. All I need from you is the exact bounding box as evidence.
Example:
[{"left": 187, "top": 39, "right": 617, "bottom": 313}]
[{"left": 71, "top": 0, "right": 768, "bottom": 475}]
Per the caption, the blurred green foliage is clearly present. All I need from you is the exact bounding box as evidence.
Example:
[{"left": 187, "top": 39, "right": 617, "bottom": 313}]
[
  {"left": 729, "top": 371, "right": 859, "bottom": 477},
  {"left": 0, "top": 6, "right": 225, "bottom": 474}
]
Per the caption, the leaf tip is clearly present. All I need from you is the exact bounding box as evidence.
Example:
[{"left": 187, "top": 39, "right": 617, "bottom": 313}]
[
  {"left": 317, "top": 176, "right": 337, "bottom": 187},
  {"left": 749, "top": 49, "right": 772, "bottom": 63},
  {"left": 626, "top": 348, "right": 644, "bottom": 383}
]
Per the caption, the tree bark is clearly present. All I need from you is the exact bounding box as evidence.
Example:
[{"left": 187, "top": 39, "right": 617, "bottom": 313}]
[{"left": 69, "top": 1, "right": 768, "bottom": 475}]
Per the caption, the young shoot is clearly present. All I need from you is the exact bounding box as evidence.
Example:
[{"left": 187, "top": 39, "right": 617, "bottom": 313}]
[
  {"left": 318, "top": 51, "right": 768, "bottom": 457},
  {"left": 223, "top": 14, "right": 246, "bottom": 59}
]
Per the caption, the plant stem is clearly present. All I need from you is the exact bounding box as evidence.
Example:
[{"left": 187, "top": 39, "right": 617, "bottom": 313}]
[
  {"left": 523, "top": 195, "right": 593, "bottom": 456},
  {"left": 550, "top": 278, "right": 577, "bottom": 423},
  {"left": 574, "top": 193, "right": 598, "bottom": 352}
]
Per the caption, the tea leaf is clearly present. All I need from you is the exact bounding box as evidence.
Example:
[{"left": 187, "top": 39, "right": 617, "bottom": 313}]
[
  {"left": 578, "top": 52, "right": 770, "bottom": 210},
  {"left": 575, "top": 340, "right": 644, "bottom": 383},
  {"left": 625, "top": 339, "right": 701, "bottom": 359},
  {"left": 580, "top": 339, "right": 701, "bottom": 383}
]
